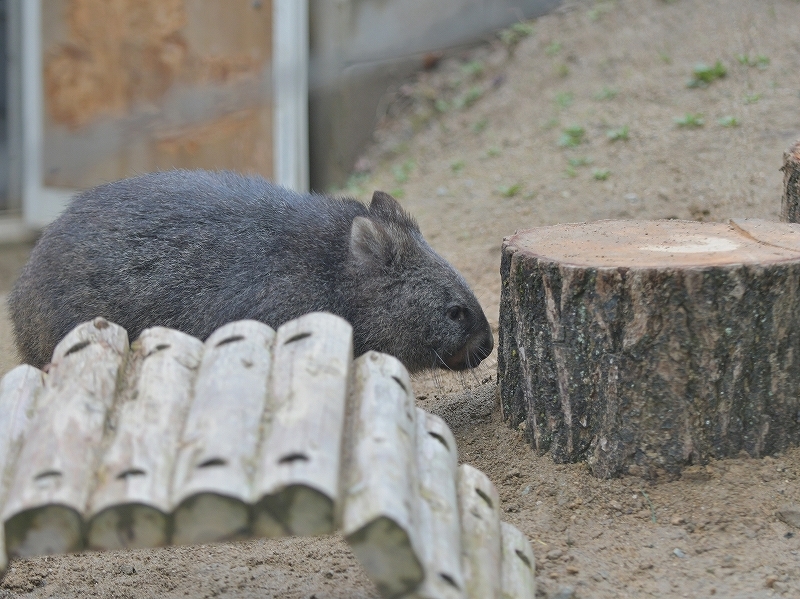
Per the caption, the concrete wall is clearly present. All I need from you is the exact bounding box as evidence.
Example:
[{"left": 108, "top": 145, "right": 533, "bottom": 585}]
[{"left": 308, "top": 0, "right": 561, "bottom": 190}]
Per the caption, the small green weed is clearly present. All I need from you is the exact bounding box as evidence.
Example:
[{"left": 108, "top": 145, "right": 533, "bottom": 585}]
[
  {"left": 454, "top": 86, "right": 483, "bottom": 109},
  {"left": 737, "top": 54, "right": 770, "bottom": 69},
  {"left": 743, "top": 93, "right": 761, "bottom": 104},
  {"left": 434, "top": 98, "right": 450, "bottom": 113},
  {"left": 687, "top": 61, "right": 727, "bottom": 87},
  {"left": 606, "top": 125, "right": 629, "bottom": 141},
  {"left": 545, "top": 42, "right": 562, "bottom": 56},
  {"left": 592, "top": 168, "right": 611, "bottom": 181},
  {"left": 392, "top": 160, "right": 415, "bottom": 184},
  {"left": 674, "top": 113, "right": 705, "bottom": 127},
  {"left": 568, "top": 156, "right": 592, "bottom": 167},
  {"left": 450, "top": 160, "right": 466, "bottom": 173},
  {"left": 461, "top": 60, "right": 485, "bottom": 78},
  {"left": 485, "top": 146, "right": 502, "bottom": 158},
  {"left": 472, "top": 118, "right": 489, "bottom": 133},
  {"left": 558, "top": 125, "right": 585, "bottom": 148},
  {"left": 497, "top": 183, "right": 522, "bottom": 197},
  {"left": 555, "top": 92, "right": 574, "bottom": 108},
  {"left": 499, "top": 22, "right": 534, "bottom": 46},
  {"left": 717, "top": 115, "right": 740, "bottom": 127},
  {"left": 563, "top": 166, "right": 578, "bottom": 178},
  {"left": 594, "top": 86, "right": 618, "bottom": 101},
  {"left": 556, "top": 64, "right": 570, "bottom": 78}
]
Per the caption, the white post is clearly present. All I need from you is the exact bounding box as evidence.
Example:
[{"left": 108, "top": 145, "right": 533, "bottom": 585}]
[
  {"left": 273, "top": 0, "right": 309, "bottom": 192},
  {"left": 19, "top": 0, "right": 72, "bottom": 228}
]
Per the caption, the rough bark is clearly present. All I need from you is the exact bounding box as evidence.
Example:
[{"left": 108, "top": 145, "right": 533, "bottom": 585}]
[
  {"left": 409, "top": 409, "right": 464, "bottom": 599},
  {"left": 500, "top": 522, "right": 536, "bottom": 599},
  {"left": 86, "top": 327, "right": 203, "bottom": 550},
  {"left": 341, "top": 352, "right": 423, "bottom": 599},
  {"left": 458, "top": 464, "right": 502, "bottom": 599},
  {"left": 499, "top": 219, "right": 800, "bottom": 479},
  {"left": 781, "top": 138, "right": 800, "bottom": 223},
  {"left": 171, "top": 320, "right": 275, "bottom": 546},
  {"left": 2, "top": 318, "right": 128, "bottom": 557},
  {"left": 252, "top": 312, "right": 353, "bottom": 537}
]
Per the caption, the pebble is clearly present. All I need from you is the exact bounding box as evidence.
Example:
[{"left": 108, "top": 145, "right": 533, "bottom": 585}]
[
  {"left": 119, "top": 564, "right": 136, "bottom": 575},
  {"left": 547, "top": 549, "right": 564, "bottom": 560},
  {"left": 566, "top": 565, "right": 580, "bottom": 575},
  {"left": 670, "top": 516, "right": 685, "bottom": 525},
  {"left": 552, "top": 586, "right": 576, "bottom": 599},
  {"left": 777, "top": 503, "right": 800, "bottom": 528},
  {"left": 673, "top": 548, "right": 686, "bottom": 558}
]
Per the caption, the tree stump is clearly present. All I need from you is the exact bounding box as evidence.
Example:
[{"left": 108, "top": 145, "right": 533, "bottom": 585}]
[
  {"left": 499, "top": 218, "right": 800, "bottom": 479},
  {"left": 782, "top": 138, "right": 800, "bottom": 223}
]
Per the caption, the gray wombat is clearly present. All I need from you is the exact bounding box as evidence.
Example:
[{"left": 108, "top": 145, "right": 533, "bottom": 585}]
[{"left": 9, "top": 170, "right": 493, "bottom": 373}]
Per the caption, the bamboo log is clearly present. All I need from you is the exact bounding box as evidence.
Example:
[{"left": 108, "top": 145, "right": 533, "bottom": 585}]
[
  {"left": 2, "top": 318, "right": 128, "bottom": 557},
  {"left": 0, "top": 366, "right": 46, "bottom": 576},
  {"left": 171, "top": 320, "right": 276, "bottom": 545},
  {"left": 781, "top": 138, "right": 800, "bottom": 223},
  {"left": 252, "top": 313, "right": 353, "bottom": 537},
  {"left": 499, "top": 522, "right": 536, "bottom": 599},
  {"left": 342, "top": 352, "right": 424, "bottom": 599},
  {"left": 409, "top": 409, "right": 464, "bottom": 599},
  {"left": 500, "top": 219, "right": 800, "bottom": 478},
  {"left": 458, "top": 464, "right": 502, "bottom": 599},
  {"left": 86, "top": 327, "right": 203, "bottom": 550}
]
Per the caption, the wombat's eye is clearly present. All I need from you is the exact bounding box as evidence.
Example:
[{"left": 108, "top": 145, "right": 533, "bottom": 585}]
[{"left": 447, "top": 306, "right": 467, "bottom": 322}]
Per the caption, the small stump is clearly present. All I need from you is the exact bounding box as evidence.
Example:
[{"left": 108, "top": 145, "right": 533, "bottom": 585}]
[
  {"left": 782, "top": 138, "right": 800, "bottom": 223},
  {"left": 499, "top": 218, "right": 800, "bottom": 479}
]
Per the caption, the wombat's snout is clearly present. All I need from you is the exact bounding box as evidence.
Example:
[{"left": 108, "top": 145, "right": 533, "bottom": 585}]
[{"left": 440, "top": 305, "right": 494, "bottom": 370}]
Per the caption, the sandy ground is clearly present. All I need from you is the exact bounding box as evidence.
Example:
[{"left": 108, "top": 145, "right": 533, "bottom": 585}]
[{"left": 2, "top": 0, "right": 800, "bottom": 597}]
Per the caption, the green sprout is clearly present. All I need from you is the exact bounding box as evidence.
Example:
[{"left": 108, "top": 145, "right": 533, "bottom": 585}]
[
  {"left": 606, "top": 125, "right": 629, "bottom": 142},
  {"left": 450, "top": 160, "right": 466, "bottom": 173},
  {"left": 594, "top": 86, "right": 618, "bottom": 100},
  {"left": 687, "top": 61, "right": 727, "bottom": 87},
  {"left": 737, "top": 54, "right": 770, "bottom": 69},
  {"left": 558, "top": 125, "right": 585, "bottom": 148},
  {"left": 568, "top": 156, "right": 592, "bottom": 167},
  {"left": 461, "top": 60, "right": 485, "bottom": 78},
  {"left": 485, "top": 146, "right": 502, "bottom": 158},
  {"left": 545, "top": 41, "right": 562, "bottom": 56},
  {"left": 592, "top": 168, "right": 611, "bottom": 181},
  {"left": 392, "top": 160, "right": 415, "bottom": 184},
  {"left": 743, "top": 93, "right": 761, "bottom": 104},
  {"left": 717, "top": 115, "right": 740, "bottom": 127},
  {"left": 555, "top": 91, "right": 574, "bottom": 108},
  {"left": 497, "top": 183, "right": 522, "bottom": 197},
  {"left": 472, "top": 118, "right": 489, "bottom": 133},
  {"left": 499, "top": 22, "right": 534, "bottom": 46},
  {"left": 674, "top": 113, "right": 705, "bottom": 128}
]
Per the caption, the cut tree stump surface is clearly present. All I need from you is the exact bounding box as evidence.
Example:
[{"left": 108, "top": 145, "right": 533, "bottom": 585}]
[{"left": 499, "top": 218, "right": 800, "bottom": 479}]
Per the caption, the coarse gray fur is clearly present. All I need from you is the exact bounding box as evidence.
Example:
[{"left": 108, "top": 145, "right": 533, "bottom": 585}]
[{"left": 9, "top": 170, "right": 493, "bottom": 373}]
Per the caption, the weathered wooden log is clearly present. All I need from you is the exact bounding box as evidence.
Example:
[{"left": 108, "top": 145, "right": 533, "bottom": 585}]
[
  {"left": 500, "top": 522, "right": 536, "bottom": 599},
  {"left": 252, "top": 312, "right": 353, "bottom": 537},
  {"left": 342, "top": 351, "right": 424, "bottom": 599},
  {"left": 409, "top": 408, "right": 464, "bottom": 599},
  {"left": 499, "top": 218, "right": 800, "bottom": 479},
  {"left": 458, "top": 464, "right": 502, "bottom": 599},
  {"left": 86, "top": 327, "right": 204, "bottom": 550},
  {"left": 0, "top": 366, "right": 45, "bottom": 576},
  {"left": 781, "top": 138, "right": 800, "bottom": 222},
  {"left": 171, "top": 321, "right": 275, "bottom": 546},
  {"left": 2, "top": 318, "right": 128, "bottom": 557}
]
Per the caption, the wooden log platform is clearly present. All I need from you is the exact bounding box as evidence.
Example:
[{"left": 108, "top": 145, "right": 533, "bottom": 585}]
[
  {"left": 0, "top": 315, "right": 536, "bottom": 599},
  {"left": 499, "top": 218, "right": 800, "bottom": 479}
]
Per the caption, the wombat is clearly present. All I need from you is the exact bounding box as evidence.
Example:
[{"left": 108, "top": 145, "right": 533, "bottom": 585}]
[{"left": 9, "top": 170, "right": 493, "bottom": 373}]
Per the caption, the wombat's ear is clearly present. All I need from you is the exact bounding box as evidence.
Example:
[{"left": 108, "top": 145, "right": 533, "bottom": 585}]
[
  {"left": 349, "top": 216, "right": 395, "bottom": 270},
  {"left": 369, "top": 191, "right": 420, "bottom": 231}
]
